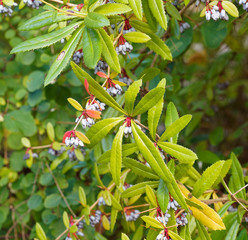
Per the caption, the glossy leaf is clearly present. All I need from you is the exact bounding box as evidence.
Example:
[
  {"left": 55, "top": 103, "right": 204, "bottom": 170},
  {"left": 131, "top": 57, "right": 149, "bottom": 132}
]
[
  {"left": 178, "top": 184, "right": 225, "bottom": 230},
  {"left": 110, "top": 123, "right": 125, "bottom": 186},
  {"left": 44, "top": 25, "right": 83, "bottom": 86},
  {"left": 98, "top": 28, "right": 121, "bottom": 73},
  {"left": 75, "top": 131, "right": 91, "bottom": 144},
  {"left": 148, "top": 79, "right": 166, "bottom": 140},
  {"left": 98, "top": 143, "right": 138, "bottom": 163},
  {"left": 21, "top": 137, "right": 31, "bottom": 148},
  {"left": 159, "top": 115, "right": 192, "bottom": 142},
  {"left": 124, "top": 79, "right": 142, "bottom": 114},
  {"left": 102, "top": 215, "right": 110, "bottom": 230},
  {"left": 86, "top": 117, "right": 125, "bottom": 148},
  {"left": 141, "top": 216, "right": 164, "bottom": 229},
  {"left": 123, "top": 157, "right": 159, "bottom": 180},
  {"left": 165, "top": 2, "right": 182, "bottom": 21},
  {"left": 142, "top": 0, "right": 157, "bottom": 29},
  {"left": 85, "top": 12, "right": 110, "bottom": 28},
  {"left": 128, "top": 0, "right": 143, "bottom": 19},
  {"left": 122, "top": 233, "right": 130, "bottom": 240},
  {"left": 82, "top": 28, "right": 102, "bottom": 69},
  {"left": 157, "top": 179, "right": 169, "bottom": 213},
  {"left": 36, "top": 223, "right": 47, "bottom": 240},
  {"left": 19, "top": 11, "right": 76, "bottom": 31},
  {"left": 230, "top": 153, "right": 246, "bottom": 199},
  {"left": 132, "top": 87, "right": 164, "bottom": 116},
  {"left": 11, "top": 22, "right": 82, "bottom": 54},
  {"left": 71, "top": 62, "right": 125, "bottom": 113},
  {"left": 79, "top": 186, "right": 87, "bottom": 206},
  {"left": 145, "top": 33, "right": 172, "bottom": 60},
  {"left": 213, "top": 159, "right": 232, "bottom": 187},
  {"left": 46, "top": 122, "right": 55, "bottom": 142},
  {"left": 63, "top": 212, "right": 70, "bottom": 228},
  {"left": 158, "top": 142, "right": 198, "bottom": 164},
  {"left": 148, "top": 0, "right": 167, "bottom": 30},
  {"left": 122, "top": 181, "right": 159, "bottom": 198},
  {"left": 124, "top": 31, "right": 150, "bottom": 43},
  {"left": 67, "top": 97, "right": 84, "bottom": 111},
  {"left": 146, "top": 185, "right": 157, "bottom": 207},
  {"left": 110, "top": 194, "right": 122, "bottom": 210},
  {"left": 222, "top": 1, "right": 239, "bottom": 17},
  {"left": 130, "top": 20, "right": 155, "bottom": 34},
  {"left": 168, "top": 230, "right": 184, "bottom": 240},
  {"left": 94, "top": 3, "right": 132, "bottom": 16}
]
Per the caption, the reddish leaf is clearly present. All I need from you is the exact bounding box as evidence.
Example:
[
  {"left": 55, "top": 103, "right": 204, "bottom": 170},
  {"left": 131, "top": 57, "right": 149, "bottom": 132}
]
[
  {"left": 97, "top": 72, "right": 108, "bottom": 78},
  {"left": 62, "top": 130, "right": 73, "bottom": 143},
  {"left": 86, "top": 110, "right": 101, "bottom": 119},
  {"left": 84, "top": 79, "right": 91, "bottom": 95}
]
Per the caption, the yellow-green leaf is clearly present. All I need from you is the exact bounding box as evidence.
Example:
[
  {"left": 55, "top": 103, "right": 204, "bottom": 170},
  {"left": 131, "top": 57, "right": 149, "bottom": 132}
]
[
  {"left": 141, "top": 216, "right": 164, "bottom": 229},
  {"left": 146, "top": 185, "right": 158, "bottom": 207},
  {"left": 67, "top": 98, "right": 83, "bottom": 111},
  {"left": 36, "top": 223, "right": 47, "bottom": 240},
  {"left": 178, "top": 184, "right": 225, "bottom": 230},
  {"left": 124, "top": 31, "right": 150, "bottom": 43},
  {"left": 128, "top": 0, "right": 143, "bottom": 19},
  {"left": 102, "top": 215, "right": 110, "bottom": 230},
  {"left": 46, "top": 122, "right": 55, "bottom": 142},
  {"left": 63, "top": 211, "right": 70, "bottom": 228},
  {"left": 168, "top": 230, "right": 184, "bottom": 240},
  {"left": 79, "top": 186, "right": 87, "bottom": 206},
  {"left": 75, "top": 131, "right": 91, "bottom": 144},
  {"left": 122, "top": 233, "right": 130, "bottom": 240},
  {"left": 222, "top": 1, "right": 239, "bottom": 17},
  {"left": 21, "top": 137, "right": 31, "bottom": 148}
]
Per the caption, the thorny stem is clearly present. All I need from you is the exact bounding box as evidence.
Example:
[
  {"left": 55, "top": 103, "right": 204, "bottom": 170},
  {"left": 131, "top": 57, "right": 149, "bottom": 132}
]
[{"left": 46, "top": 163, "right": 77, "bottom": 218}]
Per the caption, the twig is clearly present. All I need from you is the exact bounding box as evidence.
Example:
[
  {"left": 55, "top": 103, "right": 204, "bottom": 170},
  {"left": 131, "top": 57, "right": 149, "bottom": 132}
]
[
  {"left": 46, "top": 163, "right": 77, "bottom": 217},
  {"left": 233, "top": 184, "right": 248, "bottom": 197},
  {"left": 221, "top": 179, "right": 248, "bottom": 212},
  {"left": 48, "top": 0, "right": 77, "bottom": 7}
]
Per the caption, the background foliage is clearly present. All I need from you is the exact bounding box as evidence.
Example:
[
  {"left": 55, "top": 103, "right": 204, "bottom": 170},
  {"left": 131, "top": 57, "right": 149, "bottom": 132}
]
[{"left": 0, "top": 0, "right": 248, "bottom": 239}]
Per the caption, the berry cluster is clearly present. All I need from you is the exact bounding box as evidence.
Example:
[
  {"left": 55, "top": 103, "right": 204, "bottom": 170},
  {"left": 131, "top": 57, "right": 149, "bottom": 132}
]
[
  {"left": 85, "top": 98, "right": 105, "bottom": 112},
  {"left": 76, "top": 114, "right": 95, "bottom": 129},
  {"left": 124, "top": 209, "right": 140, "bottom": 222},
  {"left": 156, "top": 229, "right": 171, "bottom": 240},
  {"left": 67, "top": 148, "right": 85, "bottom": 161},
  {"left": 122, "top": 19, "right": 135, "bottom": 34},
  {"left": 123, "top": 183, "right": 133, "bottom": 191},
  {"left": 23, "top": 152, "right": 38, "bottom": 160},
  {"left": 179, "top": 22, "right": 190, "bottom": 33},
  {"left": 123, "top": 118, "right": 142, "bottom": 138},
  {"left": 205, "top": 2, "right": 229, "bottom": 21},
  {"left": 90, "top": 210, "right": 102, "bottom": 227},
  {"left": 119, "top": 68, "right": 132, "bottom": 86},
  {"left": 103, "top": 78, "right": 123, "bottom": 97},
  {"left": 72, "top": 49, "right": 83, "bottom": 64},
  {"left": 63, "top": 131, "right": 84, "bottom": 148},
  {"left": 155, "top": 210, "right": 171, "bottom": 226},
  {"left": 48, "top": 147, "right": 65, "bottom": 157},
  {"left": 23, "top": 0, "right": 42, "bottom": 8},
  {"left": 98, "top": 196, "right": 106, "bottom": 206},
  {"left": 167, "top": 198, "right": 180, "bottom": 211},
  {"left": 238, "top": 0, "right": 248, "bottom": 11},
  {"left": 176, "top": 212, "right": 188, "bottom": 226},
  {"left": 0, "top": 0, "right": 17, "bottom": 17},
  {"left": 94, "top": 61, "right": 108, "bottom": 74},
  {"left": 115, "top": 35, "right": 133, "bottom": 55}
]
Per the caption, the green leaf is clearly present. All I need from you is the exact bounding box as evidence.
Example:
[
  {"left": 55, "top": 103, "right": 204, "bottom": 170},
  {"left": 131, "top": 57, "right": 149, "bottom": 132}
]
[
  {"left": 19, "top": 11, "right": 76, "bottom": 31},
  {"left": 165, "top": 102, "right": 179, "bottom": 143},
  {"left": 79, "top": 186, "right": 87, "bottom": 206},
  {"left": 128, "top": 0, "right": 143, "bottom": 19},
  {"left": 98, "top": 143, "right": 138, "bottom": 163},
  {"left": 157, "top": 179, "right": 169, "bottom": 213},
  {"left": 36, "top": 223, "right": 47, "bottom": 240},
  {"left": 192, "top": 161, "right": 225, "bottom": 198},
  {"left": 165, "top": 2, "right": 182, "bottom": 21},
  {"left": 11, "top": 22, "right": 82, "bottom": 54},
  {"left": 46, "top": 122, "right": 55, "bottom": 142},
  {"left": 94, "top": 3, "right": 132, "bottom": 16},
  {"left": 141, "top": 216, "right": 164, "bottom": 229},
  {"left": 159, "top": 115, "right": 192, "bottom": 142},
  {"left": 230, "top": 153, "right": 246, "bottom": 199},
  {"left": 44, "top": 24, "right": 84, "bottom": 86},
  {"left": 131, "top": 120, "right": 174, "bottom": 182},
  {"left": 71, "top": 62, "right": 125, "bottom": 113},
  {"left": 132, "top": 87, "right": 164, "bottom": 116},
  {"left": 148, "top": 0, "right": 167, "bottom": 30},
  {"left": 27, "top": 194, "right": 42, "bottom": 209},
  {"left": 123, "top": 157, "right": 159, "bottom": 180},
  {"left": 110, "top": 194, "right": 122, "bottom": 210},
  {"left": 158, "top": 142, "right": 198, "bottom": 164},
  {"left": 195, "top": 220, "right": 211, "bottom": 240},
  {"left": 94, "top": 163, "right": 105, "bottom": 188},
  {"left": 145, "top": 33, "right": 172, "bottom": 60},
  {"left": 185, "top": 199, "right": 203, "bottom": 210},
  {"left": 148, "top": 79, "right": 165, "bottom": 140},
  {"left": 63, "top": 211, "right": 70, "bottom": 228},
  {"left": 139, "top": 67, "right": 160, "bottom": 83},
  {"left": 122, "top": 181, "right": 159, "bottom": 198},
  {"left": 142, "top": 0, "right": 157, "bottom": 29},
  {"left": 168, "top": 230, "right": 184, "bottom": 240},
  {"left": 110, "top": 124, "right": 125, "bottom": 186},
  {"left": 44, "top": 193, "right": 61, "bottom": 208},
  {"left": 86, "top": 117, "right": 125, "bottom": 148},
  {"left": 111, "top": 191, "right": 120, "bottom": 231},
  {"left": 217, "top": 201, "right": 235, "bottom": 217},
  {"left": 124, "top": 31, "right": 150, "bottom": 43},
  {"left": 124, "top": 79, "right": 142, "bottom": 114},
  {"left": 82, "top": 27, "right": 102, "bottom": 69},
  {"left": 98, "top": 28, "right": 121, "bottom": 73},
  {"left": 85, "top": 12, "right": 110, "bottom": 28},
  {"left": 213, "top": 159, "right": 232, "bottom": 187},
  {"left": 146, "top": 185, "right": 157, "bottom": 207},
  {"left": 122, "top": 233, "right": 130, "bottom": 240},
  {"left": 130, "top": 20, "right": 155, "bottom": 34}
]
